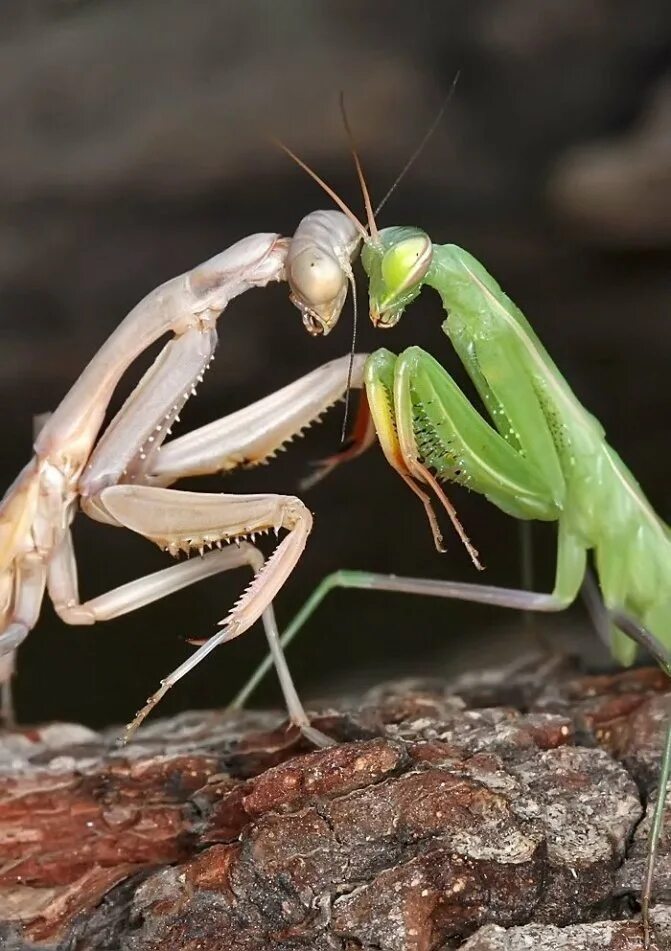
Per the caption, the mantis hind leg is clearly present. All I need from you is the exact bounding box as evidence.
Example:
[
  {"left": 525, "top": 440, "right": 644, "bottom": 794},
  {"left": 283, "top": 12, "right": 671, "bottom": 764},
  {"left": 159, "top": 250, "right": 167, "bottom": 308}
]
[
  {"left": 642, "top": 720, "right": 671, "bottom": 948},
  {"left": 229, "top": 518, "right": 586, "bottom": 710},
  {"left": 612, "top": 611, "right": 671, "bottom": 949}
]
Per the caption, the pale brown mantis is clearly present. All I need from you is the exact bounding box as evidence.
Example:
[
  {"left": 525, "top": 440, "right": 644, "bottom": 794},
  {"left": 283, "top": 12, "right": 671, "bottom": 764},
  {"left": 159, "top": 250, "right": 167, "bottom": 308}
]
[
  {"left": 0, "top": 209, "right": 376, "bottom": 745},
  {"left": 0, "top": 91, "right": 458, "bottom": 744}
]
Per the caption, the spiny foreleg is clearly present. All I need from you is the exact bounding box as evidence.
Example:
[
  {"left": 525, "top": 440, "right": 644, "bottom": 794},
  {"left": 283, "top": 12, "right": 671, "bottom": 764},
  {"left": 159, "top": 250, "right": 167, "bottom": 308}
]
[{"left": 49, "top": 356, "right": 371, "bottom": 740}]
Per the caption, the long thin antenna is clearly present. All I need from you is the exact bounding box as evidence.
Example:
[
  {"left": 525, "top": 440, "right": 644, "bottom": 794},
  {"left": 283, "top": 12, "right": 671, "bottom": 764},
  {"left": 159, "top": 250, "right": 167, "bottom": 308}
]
[
  {"left": 336, "top": 93, "right": 376, "bottom": 441},
  {"left": 340, "top": 273, "right": 358, "bottom": 443},
  {"left": 273, "top": 137, "right": 369, "bottom": 240},
  {"left": 274, "top": 132, "right": 368, "bottom": 444},
  {"left": 338, "top": 92, "right": 380, "bottom": 244},
  {"left": 374, "top": 70, "right": 461, "bottom": 217}
]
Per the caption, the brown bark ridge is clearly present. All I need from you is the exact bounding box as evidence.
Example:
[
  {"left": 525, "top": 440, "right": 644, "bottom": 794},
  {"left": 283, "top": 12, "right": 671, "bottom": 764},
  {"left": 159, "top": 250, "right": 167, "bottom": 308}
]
[{"left": 1, "top": 657, "right": 670, "bottom": 950}]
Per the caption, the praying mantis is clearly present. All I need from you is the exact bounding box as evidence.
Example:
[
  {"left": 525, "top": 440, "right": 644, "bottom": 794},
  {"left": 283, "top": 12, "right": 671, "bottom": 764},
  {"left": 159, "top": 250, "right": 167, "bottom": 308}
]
[
  {"left": 228, "top": 142, "right": 671, "bottom": 945},
  {"left": 0, "top": 210, "right": 372, "bottom": 746},
  {"left": 0, "top": 113, "right": 667, "bottom": 941}
]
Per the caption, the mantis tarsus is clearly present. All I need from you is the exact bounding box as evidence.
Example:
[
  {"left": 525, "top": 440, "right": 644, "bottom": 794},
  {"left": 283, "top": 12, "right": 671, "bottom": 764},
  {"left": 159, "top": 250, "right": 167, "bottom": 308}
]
[{"left": 232, "top": 147, "right": 671, "bottom": 946}]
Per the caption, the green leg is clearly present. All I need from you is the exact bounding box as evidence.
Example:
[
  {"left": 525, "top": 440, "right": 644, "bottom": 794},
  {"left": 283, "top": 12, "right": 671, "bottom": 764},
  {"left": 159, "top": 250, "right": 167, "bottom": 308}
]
[
  {"left": 611, "top": 610, "right": 671, "bottom": 948},
  {"left": 611, "top": 611, "right": 671, "bottom": 676},
  {"left": 229, "top": 522, "right": 584, "bottom": 712},
  {"left": 229, "top": 587, "right": 671, "bottom": 951},
  {"left": 229, "top": 570, "right": 377, "bottom": 711},
  {"left": 641, "top": 721, "right": 671, "bottom": 949}
]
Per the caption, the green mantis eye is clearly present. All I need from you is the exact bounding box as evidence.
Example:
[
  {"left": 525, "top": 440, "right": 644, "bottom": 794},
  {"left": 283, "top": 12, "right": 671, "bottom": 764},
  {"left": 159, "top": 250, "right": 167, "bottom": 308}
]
[{"left": 381, "top": 235, "right": 433, "bottom": 296}]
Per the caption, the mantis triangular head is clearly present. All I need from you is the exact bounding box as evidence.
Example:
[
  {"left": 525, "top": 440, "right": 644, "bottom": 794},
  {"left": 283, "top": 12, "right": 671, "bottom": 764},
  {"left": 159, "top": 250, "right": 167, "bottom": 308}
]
[
  {"left": 275, "top": 124, "right": 435, "bottom": 331},
  {"left": 362, "top": 227, "right": 434, "bottom": 328}
]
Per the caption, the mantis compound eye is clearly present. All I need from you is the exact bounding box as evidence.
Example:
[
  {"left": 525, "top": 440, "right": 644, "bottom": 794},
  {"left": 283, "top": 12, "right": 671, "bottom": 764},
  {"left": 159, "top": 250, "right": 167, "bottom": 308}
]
[
  {"left": 288, "top": 248, "right": 348, "bottom": 336},
  {"left": 290, "top": 248, "right": 345, "bottom": 303},
  {"left": 381, "top": 235, "right": 433, "bottom": 298}
]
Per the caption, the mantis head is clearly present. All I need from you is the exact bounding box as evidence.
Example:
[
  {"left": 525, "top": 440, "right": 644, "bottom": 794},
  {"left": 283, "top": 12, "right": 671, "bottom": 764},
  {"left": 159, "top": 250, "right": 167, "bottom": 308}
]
[
  {"left": 362, "top": 227, "right": 433, "bottom": 327},
  {"left": 276, "top": 122, "right": 434, "bottom": 333},
  {"left": 287, "top": 239, "right": 350, "bottom": 336}
]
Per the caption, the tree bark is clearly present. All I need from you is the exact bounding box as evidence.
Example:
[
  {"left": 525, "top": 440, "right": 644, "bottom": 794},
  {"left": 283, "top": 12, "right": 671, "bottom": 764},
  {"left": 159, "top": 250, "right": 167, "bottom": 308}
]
[{"left": 1, "top": 657, "right": 670, "bottom": 950}]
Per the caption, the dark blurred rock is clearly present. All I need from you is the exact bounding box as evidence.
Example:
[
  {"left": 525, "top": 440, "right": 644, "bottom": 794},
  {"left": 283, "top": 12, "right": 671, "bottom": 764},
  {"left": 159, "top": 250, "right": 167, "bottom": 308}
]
[{"left": 549, "top": 78, "right": 671, "bottom": 245}]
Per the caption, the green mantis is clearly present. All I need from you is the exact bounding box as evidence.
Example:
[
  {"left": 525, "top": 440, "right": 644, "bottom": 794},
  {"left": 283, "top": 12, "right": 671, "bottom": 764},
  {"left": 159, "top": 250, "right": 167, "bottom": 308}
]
[
  {"left": 234, "top": 224, "right": 671, "bottom": 702},
  {"left": 233, "top": 157, "right": 671, "bottom": 687},
  {"left": 363, "top": 231, "right": 670, "bottom": 657},
  {"left": 230, "top": 153, "right": 670, "bottom": 945}
]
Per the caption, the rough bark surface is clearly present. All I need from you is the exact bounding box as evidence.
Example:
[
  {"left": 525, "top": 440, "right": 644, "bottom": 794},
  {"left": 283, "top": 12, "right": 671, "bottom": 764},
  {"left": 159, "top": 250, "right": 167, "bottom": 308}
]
[{"left": 1, "top": 660, "right": 670, "bottom": 950}]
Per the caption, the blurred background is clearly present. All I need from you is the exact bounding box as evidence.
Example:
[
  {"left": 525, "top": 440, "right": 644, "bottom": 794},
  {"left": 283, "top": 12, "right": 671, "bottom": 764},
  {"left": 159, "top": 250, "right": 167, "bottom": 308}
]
[{"left": 1, "top": 0, "right": 670, "bottom": 727}]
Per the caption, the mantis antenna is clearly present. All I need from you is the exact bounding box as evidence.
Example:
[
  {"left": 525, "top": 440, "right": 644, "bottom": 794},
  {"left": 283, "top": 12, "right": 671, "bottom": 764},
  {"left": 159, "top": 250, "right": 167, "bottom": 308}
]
[
  {"left": 273, "top": 136, "right": 370, "bottom": 441},
  {"left": 374, "top": 70, "right": 461, "bottom": 217},
  {"left": 272, "top": 138, "right": 369, "bottom": 240},
  {"left": 340, "top": 270, "right": 359, "bottom": 443},
  {"left": 337, "top": 90, "right": 378, "bottom": 441},
  {"left": 338, "top": 92, "right": 381, "bottom": 244},
  {"left": 336, "top": 78, "right": 461, "bottom": 438},
  {"left": 277, "top": 76, "right": 462, "bottom": 439}
]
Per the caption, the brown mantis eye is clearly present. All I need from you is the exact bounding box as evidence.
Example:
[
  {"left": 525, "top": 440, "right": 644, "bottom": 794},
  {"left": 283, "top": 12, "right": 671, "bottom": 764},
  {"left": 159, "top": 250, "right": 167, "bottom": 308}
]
[{"left": 288, "top": 249, "right": 346, "bottom": 306}]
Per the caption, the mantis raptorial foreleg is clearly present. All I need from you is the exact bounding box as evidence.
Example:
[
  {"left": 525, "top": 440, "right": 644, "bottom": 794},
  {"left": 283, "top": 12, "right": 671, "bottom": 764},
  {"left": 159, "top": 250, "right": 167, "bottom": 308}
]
[
  {"left": 36, "top": 234, "right": 289, "bottom": 471},
  {"left": 45, "top": 353, "right": 369, "bottom": 742},
  {"left": 145, "top": 354, "right": 374, "bottom": 486},
  {"left": 80, "top": 327, "right": 218, "bottom": 497}
]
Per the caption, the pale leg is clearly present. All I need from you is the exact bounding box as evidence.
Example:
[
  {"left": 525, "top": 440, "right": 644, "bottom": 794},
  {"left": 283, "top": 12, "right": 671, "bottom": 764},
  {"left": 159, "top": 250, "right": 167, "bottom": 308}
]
[
  {"left": 48, "top": 532, "right": 329, "bottom": 746},
  {"left": 37, "top": 233, "right": 288, "bottom": 468},
  {"left": 0, "top": 556, "right": 47, "bottom": 726},
  {"left": 4, "top": 355, "right": 371, "bottom": 737},
  {"left": 74, "top": 355, "right": 369, "bottom": 740},
  {"left": 144, "top": 354, "right": 369, "bottom": 486}
]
